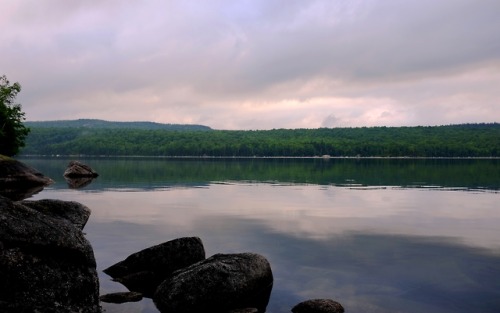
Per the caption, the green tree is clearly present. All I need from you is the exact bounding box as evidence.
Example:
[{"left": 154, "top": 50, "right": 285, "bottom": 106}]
[{"left": 0, "top": 75, "right": 30, "bottom": 156}]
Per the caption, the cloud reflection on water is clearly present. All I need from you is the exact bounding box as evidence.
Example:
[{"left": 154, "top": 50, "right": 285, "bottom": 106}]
[
  {"left": 86, "top": 216, "right": 500, "bottom": 313},
  {"left": 73, "top": 184, "right": 500, "bottom": 251},
  {"left": 33, "top": 182, "right": 500, "bottom": 313}
]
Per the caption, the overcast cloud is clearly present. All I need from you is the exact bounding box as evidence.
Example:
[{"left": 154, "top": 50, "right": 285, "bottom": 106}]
[{"left": 2, "top": 0, "right": 499, "bottom": 129}]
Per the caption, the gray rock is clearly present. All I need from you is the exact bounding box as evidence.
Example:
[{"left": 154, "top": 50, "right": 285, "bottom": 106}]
[
  {"left": 0, "top": 197, "right": 95, "bottom": 263},
  {"left": 0, "top": 196, "right": 100, "bottom": 313},
  {"left": 64, "top": 160, "right": 99, "bottom": 178},
  {"left": 154, "top": 252, "right": 273, "bottom": 313},
  {"left": 104, "top": 236, "right": 205, "bottom": 296},
  {"left": 21, "top": 198, "right": 91, "bottom": 230},
  {"left": 292, "top": 299, "right": 345, "bottom": 313}
]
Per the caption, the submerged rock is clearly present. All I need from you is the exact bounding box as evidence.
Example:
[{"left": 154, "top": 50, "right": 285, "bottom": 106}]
[
  {"left": 292, "top": 299, "right": 345, "bottom": 313},
  {"left": 64, "top": 160, "right": 99, "bottom": 178},
  {"left": 0, "top": 196, "right": 100, "bottom": 313},
  {"left": 100, "top": 291, "right": 143, "bottom": 304},
  {"left": 104, "top": 236, "right": 205, "bottom": 296},
  {"left": 153, "top": 252, "right": 273, "bottom": 313}
]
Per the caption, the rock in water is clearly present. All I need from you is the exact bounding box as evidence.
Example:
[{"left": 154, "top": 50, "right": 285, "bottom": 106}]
[
  {"left": 103, "top": 236, "right": 206, "bottom": 296},
  {"left": 292, "top": 299, "right": 345, "bottom": 313},
  {"left": 100, "top": 291, "right": 143, "bottom": 304},
  {"left": 154, "top": 252, "right": 273, "bottom": 313},
  {"left": 63, "top": 160, "right": 99, "bottom": 178}
]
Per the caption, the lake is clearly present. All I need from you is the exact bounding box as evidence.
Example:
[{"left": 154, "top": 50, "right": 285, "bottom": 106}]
[{"left": 18, "top": 157, "right": 500, "bottom": 313}]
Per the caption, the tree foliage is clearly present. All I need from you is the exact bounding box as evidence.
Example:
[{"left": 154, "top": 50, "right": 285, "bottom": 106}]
[
  {"left": 0, "top": 75, "right": 30, "bottom": 156},
  {"left": 22, "top": 123, "right": 500, "bottom": 157}
]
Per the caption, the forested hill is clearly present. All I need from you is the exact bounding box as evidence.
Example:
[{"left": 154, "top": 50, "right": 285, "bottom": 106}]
[
  {"left": 21, "top": 123, "right": 500, "bottom": 158},
  {"left": 25, "top": 119, "right": 212, "bottom": 131}
]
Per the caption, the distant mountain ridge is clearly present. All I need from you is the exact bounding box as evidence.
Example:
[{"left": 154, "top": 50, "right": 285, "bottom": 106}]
[{"left": 25, "top": 119, "right": 212, "bottom": 131}]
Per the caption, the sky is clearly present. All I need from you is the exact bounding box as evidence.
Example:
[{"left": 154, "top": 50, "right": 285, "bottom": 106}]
[{"left": 1, "top": 0, "right": 499, "bottom": 130}]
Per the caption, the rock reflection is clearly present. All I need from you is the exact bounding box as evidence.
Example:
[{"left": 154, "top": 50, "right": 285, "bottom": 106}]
[
  {"left": 0, "top": 184, "right": 45, "bottom": 201},
  {"left": 65, "top": 176, "right": 96, "bottom": 189}
]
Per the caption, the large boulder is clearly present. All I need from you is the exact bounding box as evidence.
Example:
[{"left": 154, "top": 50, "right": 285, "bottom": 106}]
[
  {"left": 0, "top": 155, "right": 54, "bottom": 200},
  {"left": 64, "top": 160, "right": 99, "bottom": 178},
  {"left": 153, "top": 252, "right": 273, "bottom": 313},
  {"left": 0, "top": 196, "right": 100, "bottom": 313},
  {"left": 103, "top": 236, "right": 205, "bottom": 297}
]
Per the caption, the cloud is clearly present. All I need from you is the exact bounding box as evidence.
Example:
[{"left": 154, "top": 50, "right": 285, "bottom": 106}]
[{"left": 1, "top": 0, "right": 499, "bottom": 129}]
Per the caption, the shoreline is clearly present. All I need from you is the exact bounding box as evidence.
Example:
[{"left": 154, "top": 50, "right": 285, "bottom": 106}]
[
  {"left": 15, "top": 154, "right": 500, "bottom": 160},
  {"left": 18, "top": 155, "right": 500, "bottom": 160}
]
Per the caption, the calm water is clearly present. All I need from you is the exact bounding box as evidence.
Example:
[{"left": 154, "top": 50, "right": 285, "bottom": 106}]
[{"left": 17, "top": 157, "right": 500, "bottom": 313}]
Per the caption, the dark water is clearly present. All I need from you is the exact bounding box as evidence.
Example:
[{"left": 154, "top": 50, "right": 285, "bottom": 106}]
[{"left": 18, "top": 157, "right": 500, "bottom": 313}]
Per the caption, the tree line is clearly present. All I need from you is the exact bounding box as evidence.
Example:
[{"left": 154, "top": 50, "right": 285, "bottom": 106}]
[{"left": 21, "top": 123, "right": 500, "bottom": 157}]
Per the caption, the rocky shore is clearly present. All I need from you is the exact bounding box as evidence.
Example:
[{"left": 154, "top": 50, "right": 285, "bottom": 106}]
[{"left": 0, "top": 157, "right": 345, "bottom": 313}]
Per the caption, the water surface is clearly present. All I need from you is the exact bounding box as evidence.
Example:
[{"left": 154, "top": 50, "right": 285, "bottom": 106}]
[{"left": 20, "top": 157, "right": 500, "bottom": 313}]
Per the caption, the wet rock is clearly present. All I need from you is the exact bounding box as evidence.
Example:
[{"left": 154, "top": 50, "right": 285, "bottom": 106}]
[
  {"left": 0, "top": 155, "right": 53, "bottom": 200},
  {"left": 104, "top": 237, "right": 205, "bottom": 296},
  {"left": 154, "top": 252, "right": 273, "bottom": 313},
  {"left": 0, "top": 196, "right": 100, "bottom": 313},
  {"left": 64, "top": 160, "right": 99, "bottom": 178},
  {"left": 292, "top": 299, "right": 345, "bottom": 313},
  {"left": 100, "top": 291, "right": 143, "bottom": 304}
]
